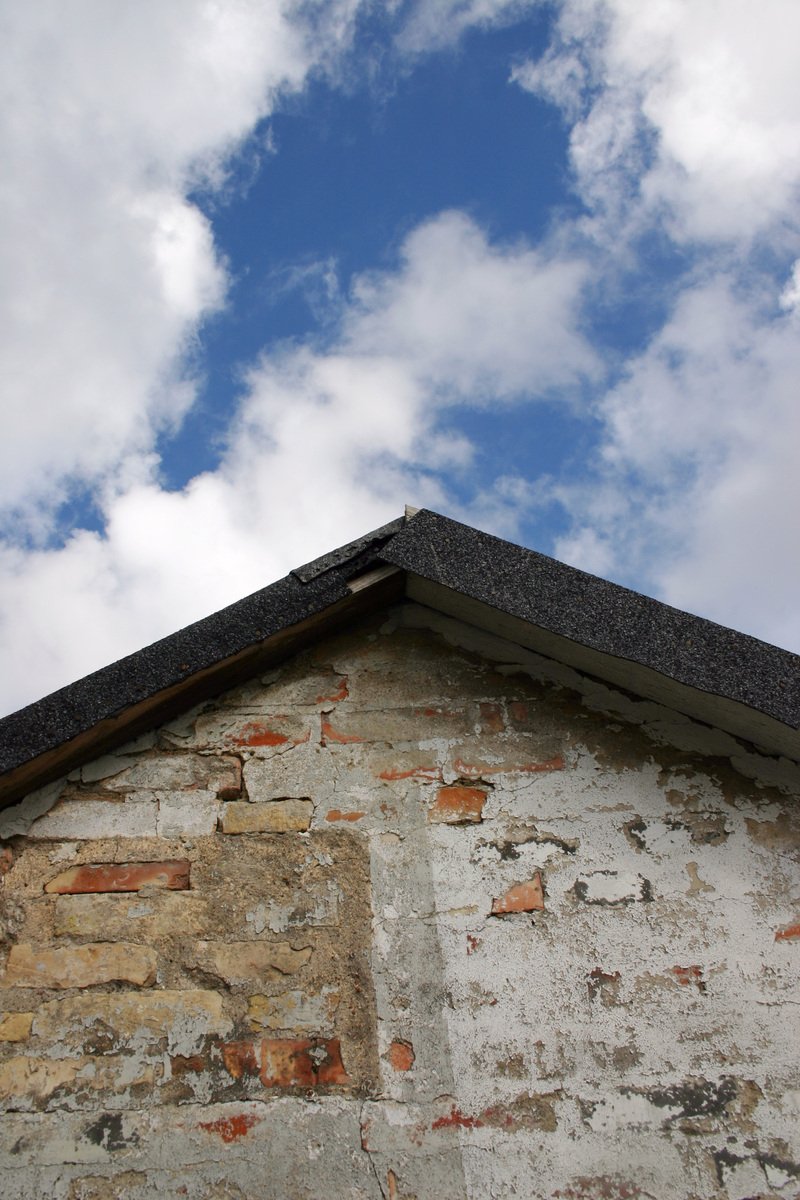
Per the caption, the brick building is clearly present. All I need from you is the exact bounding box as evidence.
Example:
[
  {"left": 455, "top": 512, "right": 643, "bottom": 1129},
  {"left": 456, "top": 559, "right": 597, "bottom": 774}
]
[{"left": 0, "top": 509, "right": 798, "bottom": 1198}]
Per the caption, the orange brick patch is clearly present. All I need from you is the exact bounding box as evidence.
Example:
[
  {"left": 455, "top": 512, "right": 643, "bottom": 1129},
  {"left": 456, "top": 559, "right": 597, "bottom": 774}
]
[
  {"left": 672, "top": 965, "right": 705, "bottom": 991},
  {"left": 198, "top": 1113, "right": 261, "bottom": 1143},
  {"left": 453, "top": 754, "right": 565, "bottom": 778},
  {"left": 775, "top": 922, "right": 800, "bottom": 942},
  {"left": 325, "top": 810, "right": 366, "bottom": 823},
  {"left": 222, "top": 1037, "right": 350, "bottom": 1088},
  {"left": 491, "top": 874, "right": 545, "bottom": 916},
  {"left": 428, "top": 786, "right": 486, "bottom": 824},
  {"left": 387, "top": 1039, "right": 415, "bottom": 1071},
  {"left": 229, "top": 721, "right": 310, "bottom": 748},
  {"left": 321, "top": 716, "right": 363, "bottom": 744},
  {"left": 45, "top": 860, "right": 190, "bottom": 895}
]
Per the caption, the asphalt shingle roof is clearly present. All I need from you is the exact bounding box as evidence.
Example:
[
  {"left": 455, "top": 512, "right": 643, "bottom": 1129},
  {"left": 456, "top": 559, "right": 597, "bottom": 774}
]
[{"left": 1, "top": 509, "right": 798, "bottom": 807}]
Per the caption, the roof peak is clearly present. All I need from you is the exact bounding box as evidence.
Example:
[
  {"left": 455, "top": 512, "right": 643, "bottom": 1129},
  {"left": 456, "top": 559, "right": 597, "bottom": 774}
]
[{"left": 1, "top": 509, "right": 798, "bottom": 808}]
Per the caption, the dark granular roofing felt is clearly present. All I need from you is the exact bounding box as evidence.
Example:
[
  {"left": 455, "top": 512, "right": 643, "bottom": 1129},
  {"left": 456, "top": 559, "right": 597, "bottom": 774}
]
[
  {"left": 0, "top": 508, "right": 798, "bottom": 803},
  {"left": 382, "top": 510, "right": 800, "bottom": 729}
]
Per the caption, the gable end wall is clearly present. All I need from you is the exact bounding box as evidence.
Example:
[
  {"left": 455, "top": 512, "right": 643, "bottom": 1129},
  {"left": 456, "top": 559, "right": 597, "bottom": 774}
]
[{"left": 1, "top": 605, "right": 798, "bottom": 1199}]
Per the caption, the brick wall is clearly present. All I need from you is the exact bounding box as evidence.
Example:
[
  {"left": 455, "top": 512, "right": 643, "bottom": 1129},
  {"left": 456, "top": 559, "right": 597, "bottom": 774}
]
[{"left": 1, "top": 604, "right": 798, "bottom": 1199}]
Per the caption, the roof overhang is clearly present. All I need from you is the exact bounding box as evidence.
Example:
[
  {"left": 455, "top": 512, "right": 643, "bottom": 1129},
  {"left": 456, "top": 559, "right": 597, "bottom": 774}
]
[{"left": 1, "top": 509, "right": 798, "bottom": 810}]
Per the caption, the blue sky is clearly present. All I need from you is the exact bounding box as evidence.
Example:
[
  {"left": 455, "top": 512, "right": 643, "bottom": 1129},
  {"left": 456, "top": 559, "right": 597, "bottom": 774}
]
[{"left": 1, "top": 0, "right": 799, "bottom": 714}]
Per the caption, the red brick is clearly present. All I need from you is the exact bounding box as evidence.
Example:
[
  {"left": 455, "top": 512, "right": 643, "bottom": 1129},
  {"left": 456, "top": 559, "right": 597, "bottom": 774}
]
[
  {"left": 388, "top": 1039, "right": 415, "bottom": 1071},
  {"left": 229, "top": 720, "right": 310, "bottom": 749},
  {"left": 377, "top": 763, "right": 442, "bottom": 782},
  {"left": 325, "top": 809, "right": 366, "bottom": 823},
  {"left": 316, "top": 677, "right": 349, "bottom": 703},
  {"left": 222, "top": 1037, "right": 350, "bottom": 1088},
  {"left": 171, "top": 1054, "right": 205, "bottom": 1077},
  {"left": 428, "top": 786, "right": 487, "bottom": 825},
  {"left": 198, "top": 1113, "right": 260, "bottom": 1143},
  {"left": 479, "top": 703, "right": 505, "bottom": 733},
  {"left": 453, "top": 752, "right": 565, "bottom": 778},
  {"left": 321, "top": 716, "right": 364, "bottom": 744},
  {"left": 775, "top": 922, "right": 800, "bottom": 942},
  {"left": 672, "top": 965, "right": 705, "bottom": 990},
  {"left": 491, "top": 875, "right": 544, "bottom": 915},
  {"left": 44, "top": 860, "right": 190, "bottom": 895}
]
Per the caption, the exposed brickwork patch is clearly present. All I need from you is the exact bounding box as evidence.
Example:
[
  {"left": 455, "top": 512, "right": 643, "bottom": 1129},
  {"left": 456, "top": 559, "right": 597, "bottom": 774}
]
[
  {"left": 3, "top": 943, "right": 157, "bottom": 989},
  {"left": 221, "top": 799, "right": 312, "bottom": 834},
  {"left": 388, "top": 1039, "right": 415, "bottom": 1071},
  {"left": 45, "top": 860, "right": 190, "bottom": 895},
  {"left": 222, "top": 1037, "right": 350, "bottom": 1088},
  {"left": 491, "top": 875, "right": 545, "bottom": 916},
  {"left": 672, "top": 965, "right": 706, "bottom": 991},
  {"left": 0, "top": 1012, "right": 33, "bottom": 1042},
  {"left": 198, "top": 1112, "right": 261, "bottom": 1143},
  {"left": 428, "top": 785, "right": 486, "bottom": 824}
]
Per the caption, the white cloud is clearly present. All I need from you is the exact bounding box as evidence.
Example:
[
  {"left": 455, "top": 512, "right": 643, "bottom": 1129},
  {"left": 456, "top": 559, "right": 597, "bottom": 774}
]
[
  {"left": 4, "top": 0, "right": 799, "bottom": 724},
  {"left": 514, "top": 0, "right": 800, "bottom": 245},
  {"left": 0, "top": 210, "right": 595, "bottom": 714},
  {"left": 0, "top": 0, "right": 359, "bottom": 532},
  {"left": 510, "top": 0, "right": 800, "bottom": 652},
  {"left": 555, "top": 274, "right": 800, "bottom": 648},
  {"left": 395, "top": 0, "right": 537, "bottom": 53}
]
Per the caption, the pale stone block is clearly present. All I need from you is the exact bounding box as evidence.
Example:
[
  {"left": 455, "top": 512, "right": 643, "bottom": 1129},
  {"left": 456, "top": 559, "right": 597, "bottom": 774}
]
[
  {"left": 54, "top": 892, "right": 208, "bottom": 941},
  {"left": 102, "top": 753, "right": 240, "bottom": 796},
  {"left": 0, "top": 1013, "right": 33, "bottom": 1042},
  {"left": 33, "top": 990, "right": 231, "bottom": 1053},
  {"left": 247, "top": 988, "right": 339, "bottom": 1033},
  {"left": 156, "top": 789, "right": 220, "bottom": 837},
  {"left": 243, "top": 744, "right": 325, "bottom": 801},
  {"left": 80, "top": 754, "right": 137, "bottom": 783},
  {"left": 3, "top": 943, "right": 157, "bottom": 989},
  {"left": 221, "top": 800, "right": 313, "bottom": 834},
  {"left": 28, "top": 799, "right": 158, "bottom": 840},
  {"left": 0, "top": 1055, "right": 155, "bottom": 1107},
  {"left": 195, "top": 941, "right": 312, "bottom": 985}
]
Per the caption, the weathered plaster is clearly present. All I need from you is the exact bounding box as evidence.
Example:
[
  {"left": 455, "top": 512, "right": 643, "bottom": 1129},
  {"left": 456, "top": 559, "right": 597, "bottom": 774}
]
[{"left": 0, "top": 604, "right": 798, "bottom": 1198}]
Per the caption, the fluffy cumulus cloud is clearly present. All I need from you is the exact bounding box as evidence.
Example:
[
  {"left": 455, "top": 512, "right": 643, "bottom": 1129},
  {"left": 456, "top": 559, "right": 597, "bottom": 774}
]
[
  {"left": 554, "top": 276, "right": 800, "bottom": 646},
  {"left": 0, "top": 0, "right": 358, "bottom": 532},
  {"left": 0, "top": 209, "right": 595, "bottom": 711},
  {"left": 513, "top": 0, "right": 800, "bottom": 648},
  {"left": 394, "top": 0, "right": 535, "bottom": 52},
  {"left": 2, "top": 0, "right": 799, "bottom": 715},
  {"left": 514, "top": 0, "right": 800, "bottom": 244}
]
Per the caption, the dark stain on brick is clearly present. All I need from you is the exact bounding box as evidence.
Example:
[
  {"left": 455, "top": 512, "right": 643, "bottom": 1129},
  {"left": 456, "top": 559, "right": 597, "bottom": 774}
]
[
  {"left": 758, "top": 1151, "right": 800, "bottom": 1181},
  {"left": 553, "top": 1177, "right": 653, "bottom": 1199},
  {"left": 626, "top": 1076, "right": 737, "bottom": 1123},
  {"left": 713, "top": 1145, "right": 800, "bottom": 1188},
  {"left": 573, "top": 874, "right": 653, "bottom": 905},
  {"left": 479, "top": 829, "right": 577, "bottom": 862},
  {"left": 711, "top": 1146, "right": 745, "bottom": 1186},
  {"left": 623, "top": 818, "right": 647, "bottom": 851},
  {"left": 83, "top": 1113, "right": 136, "bottom": 1153},
  {"left": 666, "top": 812, "right": 730, "bottom": 845},
  {"left": 588, "top": 968, "right": 622, "bottom": 1006}
]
